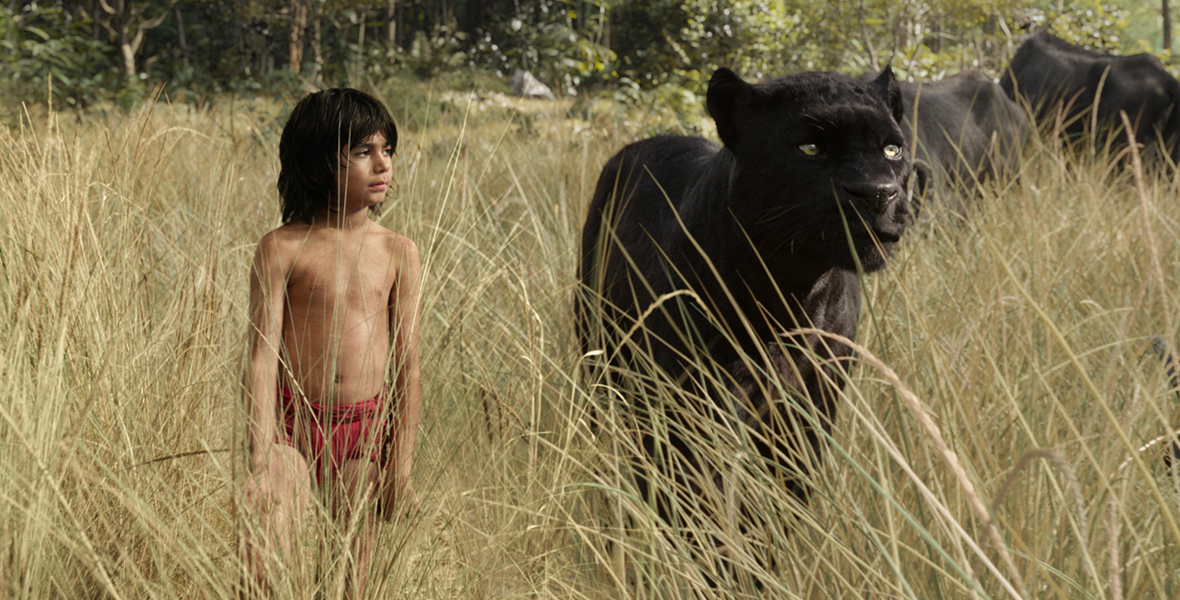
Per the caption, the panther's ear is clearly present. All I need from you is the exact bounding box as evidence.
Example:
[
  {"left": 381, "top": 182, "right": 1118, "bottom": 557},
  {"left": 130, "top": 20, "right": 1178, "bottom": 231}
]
[
  {"left": 707, "top": 67, "right": 753, "bottom": 148},
  {"left": 872, "top": 65, "right": 905, "bottom": 126}
]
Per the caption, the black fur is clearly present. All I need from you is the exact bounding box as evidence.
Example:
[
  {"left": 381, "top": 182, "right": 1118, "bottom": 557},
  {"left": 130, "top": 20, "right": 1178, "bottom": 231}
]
[
  {"left": 577, "top": 68, "right": 912, "bottom": 520},
  {"left": 883, "top": 70, "right": 1028, "bottom": 215},
  {"left": 1001, "top": 32, "right": 1180, "bottom": 165}
]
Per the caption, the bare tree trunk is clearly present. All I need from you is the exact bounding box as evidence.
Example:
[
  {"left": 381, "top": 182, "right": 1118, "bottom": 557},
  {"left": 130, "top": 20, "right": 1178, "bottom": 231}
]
[
  {"left": 174, "top": 4, "right": 189, "bottom": 71},
  {"left": 1165, "top": 0, "right": 1173, "bottom": 53},
  {"left": 859, "top": 0, "right": 878, "bottom": 70},
  {"left": 599, "top": 3, "right": 609, "bottom": 48},
  {"left": 386, "top": 0, "right": 397, "bottom": 50},
  {"left": 462, "top": 0, "right": 479, "bottom": 37},
  {"left": 311, "top": 2, "right": 324, "bottom": 86},
  {"left": 396, "top": 1, "right": 405, "bottom": 48},
  {"left": 355, "top": 14, "right": 366, "bottom": 77},
  {"left": 120, "top": 39, "right": 136, "bottom": 77},
  {"left": 289, "top": 0, "right": 307, "bottom": 73},
  {"left": 98, "top": 0, "right": 179, "bottom": 80},
  {"left": 92, "top": 1, "right": 102, "bottom": 40}
]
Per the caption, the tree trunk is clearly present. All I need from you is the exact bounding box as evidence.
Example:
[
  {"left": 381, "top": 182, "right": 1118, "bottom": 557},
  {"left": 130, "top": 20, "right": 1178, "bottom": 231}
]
[
  {"left": 1165, "top": 0, "right": 1173, "bottom": 53},
  {"left": 174, "top": 4, "right": 190, "bottom": 71},
  {"left": 355, "top": 14, "right": 365, "bottom": 75},
  {"left": 92, "top": 2, "right": 103, "bottom": 40},
  {"left": 311, "top": 3, "right": 324, "bottom": 85},
  {"left": 396, "top": 1, "right": 405, "bottom": 49},
  {"left": 289, "top": 0, "right": 307, "bottom": 73},
  {"left": 98, "top": 0, "right": 178, "bottom": 81},
  {"left": 859, "top": 0, "right": 879, "bottom": 70},
  {"left": 120, "top": 38, "right": 136, "bottom": 78},
  {"left": 386, "top": 0, "right": 397, "bottom": 50},
  {"left": 462, "top": 0, "right": 480, "bottom": 37}
]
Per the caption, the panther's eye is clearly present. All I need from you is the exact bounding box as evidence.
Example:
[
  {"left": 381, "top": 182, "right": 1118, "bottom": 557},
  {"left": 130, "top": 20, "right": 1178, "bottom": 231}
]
[
  {"left": 883, "top": 144, "right": 902, "bottom": 159},
  {"left": 799, "top": 143, "right": 820, "bottom": 156}
]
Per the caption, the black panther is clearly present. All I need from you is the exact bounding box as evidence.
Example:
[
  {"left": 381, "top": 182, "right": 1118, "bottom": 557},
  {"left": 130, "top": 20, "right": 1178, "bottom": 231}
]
[
  {"left": 1001, "top": 32, "right": 1180, "bottom": 166},
  {"left": 577, "top": 67, "right": 913, "bottom": 525}
]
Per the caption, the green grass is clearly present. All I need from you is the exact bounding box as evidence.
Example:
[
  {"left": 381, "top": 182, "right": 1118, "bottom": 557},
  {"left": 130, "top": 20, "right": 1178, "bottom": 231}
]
[{"left": 1, "top": 81, "right": 1178, "bottom": 599}]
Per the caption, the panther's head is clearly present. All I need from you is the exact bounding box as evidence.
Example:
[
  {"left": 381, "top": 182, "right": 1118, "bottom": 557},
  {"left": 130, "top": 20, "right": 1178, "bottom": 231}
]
[{"left": 708, "top": 67, "right": 912, "bottom": 273}]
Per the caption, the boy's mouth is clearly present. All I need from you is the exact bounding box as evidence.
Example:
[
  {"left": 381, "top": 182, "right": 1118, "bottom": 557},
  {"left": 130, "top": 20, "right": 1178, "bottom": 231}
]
[{"left": 369, "top": 181, "right": 389, "bottom": 191}]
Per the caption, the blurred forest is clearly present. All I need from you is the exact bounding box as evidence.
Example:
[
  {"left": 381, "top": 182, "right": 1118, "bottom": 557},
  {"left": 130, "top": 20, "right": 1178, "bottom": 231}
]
[{"left": 0, "top": 0, "right": 1168, "bottom": 110}]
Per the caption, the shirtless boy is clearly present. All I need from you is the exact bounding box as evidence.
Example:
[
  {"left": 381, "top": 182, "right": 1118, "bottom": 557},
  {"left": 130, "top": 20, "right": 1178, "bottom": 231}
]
[{"left": 242, "top": 88, "right": 421, "bottom": 598}]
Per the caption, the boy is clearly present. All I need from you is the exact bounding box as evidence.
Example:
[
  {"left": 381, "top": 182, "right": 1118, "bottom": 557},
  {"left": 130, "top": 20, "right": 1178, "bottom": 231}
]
[{"left": 242, "top": 88, "right": 421, "bottom": 598}]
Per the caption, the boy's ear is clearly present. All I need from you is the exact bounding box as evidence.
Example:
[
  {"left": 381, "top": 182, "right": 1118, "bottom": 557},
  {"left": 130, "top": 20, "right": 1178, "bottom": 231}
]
[
  {"left": 872, "top": 65, "right": 905, "bottom": 126},
  {"left": 707, "top": 67, "right": 753, "bottom": 149}
]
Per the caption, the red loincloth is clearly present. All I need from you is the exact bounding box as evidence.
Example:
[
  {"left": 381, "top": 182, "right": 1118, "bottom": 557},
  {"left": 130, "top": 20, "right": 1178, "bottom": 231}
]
[{"left": 279, "top": 387, "right": 388, "bottom": 483}]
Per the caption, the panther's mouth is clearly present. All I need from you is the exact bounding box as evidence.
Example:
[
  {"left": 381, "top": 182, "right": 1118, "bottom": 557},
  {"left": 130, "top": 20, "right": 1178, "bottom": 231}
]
[{"left": 841, "top": 229, "right": 901, "bottom": 247}]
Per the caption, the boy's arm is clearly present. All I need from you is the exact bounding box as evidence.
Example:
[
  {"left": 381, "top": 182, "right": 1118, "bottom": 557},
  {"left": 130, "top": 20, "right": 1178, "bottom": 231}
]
[
  {"left": 246, "top": 233, "right": 288, "bottom": 473},
  {"left": 388, "top": 238, "right": 422, "bottom": 495}
]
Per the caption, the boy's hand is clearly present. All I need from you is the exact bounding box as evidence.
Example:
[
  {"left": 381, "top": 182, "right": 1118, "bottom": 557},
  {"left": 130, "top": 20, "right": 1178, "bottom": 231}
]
[
  {"left": 402, "top": 485, "right": 422, "bottom": 516},
  {"left": 245, "top": 460, "right": 283, "bottom": 512},
  {"left": 244, "top": 445, "right": 308, "bottom": 515}
]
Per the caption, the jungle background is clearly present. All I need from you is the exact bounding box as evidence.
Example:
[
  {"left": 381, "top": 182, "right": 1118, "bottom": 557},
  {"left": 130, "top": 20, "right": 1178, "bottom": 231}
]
[{"left": 0, "top": 0, "right": 1174, "bottom": 116}]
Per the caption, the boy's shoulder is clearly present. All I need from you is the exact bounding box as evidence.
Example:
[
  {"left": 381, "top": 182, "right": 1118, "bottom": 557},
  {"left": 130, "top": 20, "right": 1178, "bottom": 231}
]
[
  {"left": 258, "top": 221, "right": 312, "bottom": 247},
  {"left": 368, "top": 221, "right": 419, "bottom": 259},
  {"left": 258, "top": 220, "right": 313, "bottom": 241},
  {"left": 252, "top": 222, "right": 314, "bottom": 268}
]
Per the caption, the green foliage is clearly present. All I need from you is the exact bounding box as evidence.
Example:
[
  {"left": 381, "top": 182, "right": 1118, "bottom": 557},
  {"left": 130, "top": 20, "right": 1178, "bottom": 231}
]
[
  {"left": 886, "top": 41, "right": 986, "bottom": 81},
  {"left": 602, "top": 0, "right": 812, "bottom": 133},
  {"left": 612, "top": 0, "right": 805, "bottom": 86},
  {"left": 785, "top": 0, "right": 1028, "bottom": 75},
  {"left": 1029, "top": 0, "right": 1128, "bottom": 52},
  {"left": 775, "top": 0, "right": 1128, "bottom": 78},
  {"left": 401, "top": 26, "right": 471, "bottom": 79},
  {"left": 0, "top": 6, "right": 118, "bottom": 108},
  {"left": 684, "top": 0, "right": 805, "bottom": 79},
  {"left": 0, "top": 0, "right": 1154, "bottom": 109},
  {"left": 610, "top": 72, "right": 709, "bottom": 134},
  {"left": 482, "top": 1, "right": 615, "bottom": 96}
]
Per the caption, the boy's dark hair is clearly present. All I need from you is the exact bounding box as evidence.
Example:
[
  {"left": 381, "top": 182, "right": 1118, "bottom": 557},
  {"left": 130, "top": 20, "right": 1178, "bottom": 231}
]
[{"left": 277, "top": 88, "right": 398, "bottom": 224}]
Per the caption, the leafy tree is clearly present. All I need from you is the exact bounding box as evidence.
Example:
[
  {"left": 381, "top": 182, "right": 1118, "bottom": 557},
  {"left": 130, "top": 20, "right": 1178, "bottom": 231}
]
[
  {"left": 611, "top": 0, "right": 805, "bottom": 84},
  {"left": 96, "top": 0, "right": 180, "bottom": 80},
  {"left": 482, "top": 0, "right": 613, "bottom": 95},
  {"left": 0, "top": 3, "right": 117, "bottom": 107},
  {"left": 1029, "top": 0, "right": 1127, "bottom": 51},
  {"left": 0, "top": 0, "right": 1150, "bottom": 109},
  {"left": 1163, "top": 0, "right": 1171, "bottom": 51}
]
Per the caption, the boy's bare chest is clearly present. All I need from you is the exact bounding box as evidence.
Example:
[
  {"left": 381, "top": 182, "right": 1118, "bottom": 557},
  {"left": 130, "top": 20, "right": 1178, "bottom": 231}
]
[{"left": 286, "top": 244, "right": 395, "bottom": 311}]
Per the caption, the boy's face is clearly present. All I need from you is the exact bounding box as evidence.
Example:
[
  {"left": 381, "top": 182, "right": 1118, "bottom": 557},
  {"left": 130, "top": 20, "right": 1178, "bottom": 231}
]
[{"left": 337, "top": 131, "right": 394, "bottom": 213}]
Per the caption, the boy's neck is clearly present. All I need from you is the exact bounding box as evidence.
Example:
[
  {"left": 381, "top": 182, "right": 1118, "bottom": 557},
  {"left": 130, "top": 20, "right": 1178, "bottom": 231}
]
[{"left": 311, "top": 206, "right": 371, "bottom": 230}]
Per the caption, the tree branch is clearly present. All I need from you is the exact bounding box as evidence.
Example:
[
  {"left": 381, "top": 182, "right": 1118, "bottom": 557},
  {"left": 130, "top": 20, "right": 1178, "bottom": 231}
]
[
  {"left": 97, "top": 0, "right": 119, "bottom": 17},
  {"left": 139, "top": 1, "right": 178, "bottom": 32}
]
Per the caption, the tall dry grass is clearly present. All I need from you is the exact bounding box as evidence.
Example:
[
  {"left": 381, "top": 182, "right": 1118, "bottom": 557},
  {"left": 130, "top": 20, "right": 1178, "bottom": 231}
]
[{"left": 0, "top": 86, "right": 1177, "bottom": 599}]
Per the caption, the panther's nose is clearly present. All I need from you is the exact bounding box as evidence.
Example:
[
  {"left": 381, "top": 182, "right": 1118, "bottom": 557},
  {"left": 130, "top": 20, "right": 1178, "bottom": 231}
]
[{"left": 843, "top": 182, "right": 901, "bottom": 214}]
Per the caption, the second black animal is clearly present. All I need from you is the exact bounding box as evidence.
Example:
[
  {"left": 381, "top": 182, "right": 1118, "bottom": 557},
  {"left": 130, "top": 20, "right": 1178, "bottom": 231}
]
[
  {"left": 892, "top": 70, "right": 1028, "bottom": 216},
  {"left": 1001, "top": 31, "right": 1180, "bottom": 165}
]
